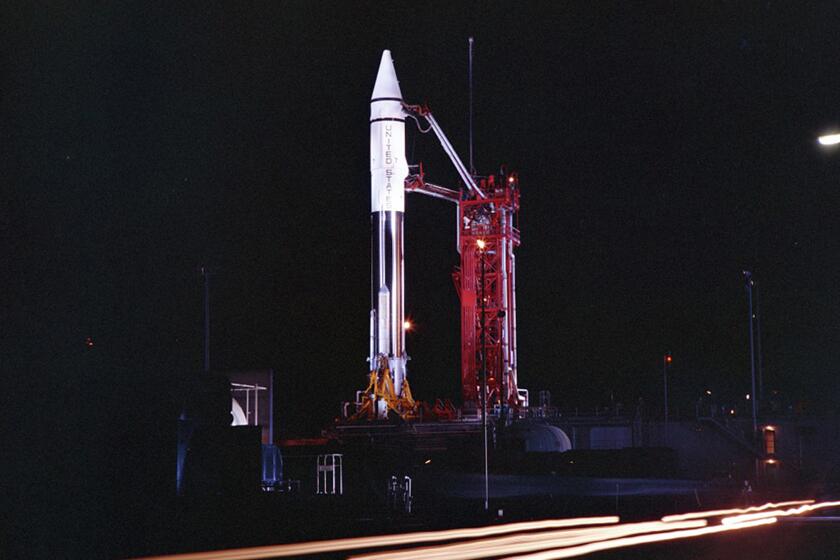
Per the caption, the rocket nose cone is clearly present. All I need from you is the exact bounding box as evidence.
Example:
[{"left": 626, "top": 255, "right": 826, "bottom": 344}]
[{"left": 371, "top": 50, "right": 403, "bottom": 100}]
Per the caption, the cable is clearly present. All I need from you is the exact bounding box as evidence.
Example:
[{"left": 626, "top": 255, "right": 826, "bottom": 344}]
[{"left": 406, "top": 113, "right": 433, "bottom": 134}]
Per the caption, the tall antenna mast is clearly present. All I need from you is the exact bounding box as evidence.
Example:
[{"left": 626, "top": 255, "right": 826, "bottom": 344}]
[
  {"left": 468, "top": 36, "right": 475, "bottom": 176},
  {"left": 201, "top": 266, "right": 211, "bottom": 373}
]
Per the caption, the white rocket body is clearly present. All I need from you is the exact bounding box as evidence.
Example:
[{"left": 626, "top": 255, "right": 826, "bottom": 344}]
[{"left": 370, "top": 50, "right": 409, "bottom": 397}]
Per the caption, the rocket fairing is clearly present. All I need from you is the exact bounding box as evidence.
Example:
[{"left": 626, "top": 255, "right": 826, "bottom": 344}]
[{"left": 370, "top": 50, "right": 409, "bottom": 397}]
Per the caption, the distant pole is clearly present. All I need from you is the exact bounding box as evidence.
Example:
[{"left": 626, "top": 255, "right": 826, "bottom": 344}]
[
  {"left": 468, "top": 37, "right": 475, "bottom": 176},
  {"left": 755, "top": 285, "right": 764, "bottom": 404},
  {"left": 744, "top": 271, "right": 758, "bottom": 437},
  {"left": 663, "top": 353, "right": 672, "bottom": 426},
  {"left": 202, "top": 266, "right": 211, "bottom": 373},
  {"left": 663, "top": 354, "right": 669, "bottom": 425},
  {"left": 480, "top": 240, "right": 489, "bottom": 512}
]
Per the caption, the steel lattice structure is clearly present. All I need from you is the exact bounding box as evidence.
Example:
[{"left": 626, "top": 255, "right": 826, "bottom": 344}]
[{"left": 454, "top": 173, "right": 522, "bottom": 411}]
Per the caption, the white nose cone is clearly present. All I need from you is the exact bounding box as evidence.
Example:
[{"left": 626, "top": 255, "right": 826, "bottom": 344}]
[
  {"left": 371, "top": 50, "right": 403, "bottom": 100},
  {"left": 370, "top": 50, "right": 408, "bottom": 213}
]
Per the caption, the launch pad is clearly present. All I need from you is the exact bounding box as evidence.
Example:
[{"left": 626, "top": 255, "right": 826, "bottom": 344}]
[{"left": 348, "top": 49, "right": 527, "bottom": 426}]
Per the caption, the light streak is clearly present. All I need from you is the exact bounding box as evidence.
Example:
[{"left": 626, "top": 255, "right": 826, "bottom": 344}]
[
  {"left": 498, "top": 517, "right": 777, "bottom": 560},
  {"left": 661, "top": 499, "right": 814, "bottom": 522},
  {"left": 135, "top": 516, "right": 619, "bottom": 560},
  {"left": 818, "top": 133, "right": 840, "bottom": 146},
  {"left": 779, "top": 516, "right": 840, "bottom": 523},
  {"left": 721, "top": 500, "right": 840, "bottom": 525},
  {"left": 138, "top": 499, "right": 839, "bottom": 560},
  {"left": 351, "top": 520, "right": 707, "bottom": 560}
]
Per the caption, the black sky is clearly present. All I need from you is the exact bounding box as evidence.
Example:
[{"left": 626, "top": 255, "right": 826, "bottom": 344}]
[
  {"left": 9, "top": 3, "right": 840, "bottom": 555},
  {"left": 7, "top": 2, "right": 840, "bottom": 441}
]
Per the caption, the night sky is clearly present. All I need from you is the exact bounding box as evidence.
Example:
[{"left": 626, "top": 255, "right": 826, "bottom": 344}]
[{"left": 8, "top": 2, "right": 840, "bottom": 484}]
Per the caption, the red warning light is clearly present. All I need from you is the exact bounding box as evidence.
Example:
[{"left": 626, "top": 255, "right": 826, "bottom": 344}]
[{"left": 665, "top": 354, "right": 673, "bottom": 364}]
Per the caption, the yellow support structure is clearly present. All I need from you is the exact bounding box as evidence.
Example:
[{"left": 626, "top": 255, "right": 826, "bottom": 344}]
[{"left": 348, "top": 355, "right": 418, "bottom": 422}]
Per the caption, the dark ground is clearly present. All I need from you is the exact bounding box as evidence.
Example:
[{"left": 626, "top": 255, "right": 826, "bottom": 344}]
[
  {"left": 595, "top": 521, "right": 840, "bottom": 560},
  {"left": 18, "top": 485, "right": 829, "bottom": 559},
  {"left": 128, "top": 496, "right": 840, "bottom": 559}
]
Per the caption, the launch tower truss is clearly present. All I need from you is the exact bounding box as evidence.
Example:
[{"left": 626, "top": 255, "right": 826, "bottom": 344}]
[{"left": 453, "top": 173, "right": 522, "bottom": 412}]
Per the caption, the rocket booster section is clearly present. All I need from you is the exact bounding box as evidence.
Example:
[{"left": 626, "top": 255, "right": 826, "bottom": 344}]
[{"left": 370, "top": 50, "right": 409, "bottom": 396}]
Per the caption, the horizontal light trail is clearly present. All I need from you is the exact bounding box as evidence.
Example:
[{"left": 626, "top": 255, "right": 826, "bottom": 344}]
[
  {"left": 139, "top": 499, "right": 837, "bottom": 560},
  {"left": 818, "top": 133, "right": 840, "bottom": 145},
  {"left": 662, "top": 499, "right": 814, "bottom": 522},
  {"left": 779, "top": 516, "right": 840, "bottom": 523},
  {"left": 136, "top": 516, "right": 618, "bottom": 560},
  {"left": 351, "top": 520, "right": 707, "bottom": 560},
  {"left": 722, "top": 501, "right": 840, "bottom": 526},
  {"left": 499, "top": 517, "right": 777, "bottom": 560}
]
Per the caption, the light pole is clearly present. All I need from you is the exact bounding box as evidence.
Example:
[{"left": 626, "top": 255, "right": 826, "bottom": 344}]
[
  {"left": 477, "top": 238, "right": 489, "bottom": 512},
  {"left": 744, "top": 271, "right": 758, "bottom": 438},
  {"left": 201, "top": 266, "right": 212, "bottom": 374},
  {"left": 663, "top": 352, "right": 672, "bottom": 424},
  {"left": 755, "top": 285, "right": 764, "bottom": 404}
]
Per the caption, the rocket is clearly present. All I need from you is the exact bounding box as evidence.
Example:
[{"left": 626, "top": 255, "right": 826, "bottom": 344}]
[{"left": 369, "top": 50, "right": 409, "bottom": 397}]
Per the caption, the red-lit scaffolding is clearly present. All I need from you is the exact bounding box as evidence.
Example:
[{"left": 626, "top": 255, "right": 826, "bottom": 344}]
[
  {"left": 399, "top": 101, "right": 526, "bottom": 418},
  {"left": 453, "top": 173, "right": 522, "bottom": 412}
]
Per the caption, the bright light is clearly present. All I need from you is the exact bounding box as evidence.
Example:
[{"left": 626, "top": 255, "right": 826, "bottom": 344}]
[
  {"left": 477, "top": 239, "right": 486, "bottom": 250},
  {"left": 818, "top": 133, "right": 840, "bottom": 146},
  {"left": 404, "top": 320, "right": 413, "bottom": 330},
  {"left": 764, "top": 425, "right": 775, "bottom": 431},
  {"left": 705, "top": 390, "right": 712, "bottom": 396},
  {"left": 721, "top": 500, "right": 840, "bottom": 526},
  {"left": 662, "top": 500, "right": 813, "bottom": 522},
  {"left": 746, "top": 394, "right": 750, "bottom": 400},
  {"left": 491, "top": 518, "right": 775, "bottom": 560},
  {"left": 151, "top": 500, "right": 840, "bottom": 560},
  {"left": 142, "top": 517, "right": 619, "bottom": 560},
  {"left": 355, "top": 520, "right": 707, "bottom": 560},
  {"left": 765, "top": 459, "right": 778, "bottom": 465}
]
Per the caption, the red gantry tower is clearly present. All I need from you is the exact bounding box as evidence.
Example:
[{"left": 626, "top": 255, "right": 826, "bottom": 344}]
[{"left": 454, "top": 173, "right": 522, "bottom": 413}]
